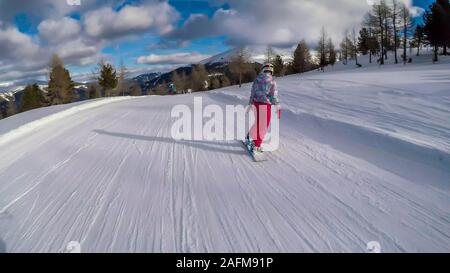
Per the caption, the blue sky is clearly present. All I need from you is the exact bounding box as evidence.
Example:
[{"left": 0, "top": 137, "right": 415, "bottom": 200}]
[
  {"left": 86, "top": 0, "right": 231, "bottom": 72},
  {"left": 0, "top": 0, "right": 434, "bottom": 86}
]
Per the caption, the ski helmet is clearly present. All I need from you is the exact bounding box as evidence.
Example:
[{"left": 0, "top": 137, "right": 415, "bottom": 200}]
[{"left": 262, "top": 63, "right": 274, "bottom": 74}]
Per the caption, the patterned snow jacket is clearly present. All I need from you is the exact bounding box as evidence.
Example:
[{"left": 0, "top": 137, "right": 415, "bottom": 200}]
[{"left": 249, "top": 73, "right": 279, "bottom": 105}]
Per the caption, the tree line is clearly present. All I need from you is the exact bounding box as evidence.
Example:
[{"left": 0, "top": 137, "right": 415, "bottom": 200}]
[
  {"left": 1, "top": 54, "right": 142, "bottom": 118},
  {"left": 161, "top": 49, "right": 261, "bottom": 94},
  {"left": 351, "top": 0, "right": 449, "bottom": 64},
  {"left": 284, "top": 0, "right": 450, "bottom": 75}
]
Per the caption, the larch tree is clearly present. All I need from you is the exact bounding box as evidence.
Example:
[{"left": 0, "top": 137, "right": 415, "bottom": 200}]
[
  {"left": 221, "top": 75, "right": 231, "bottom": 87},
  {"left": 317, "top": 27, "right": 328, "bottom": 69},
  {"left": 265, "top": 45, "right": 275, "bottom": 64},
  {"left": 412, "top": 24, "right": 424, "bottom": 56},
  {"left": 391, "top": 0, "right": 400, "bottom": 64},
  {"left": 117, "top": 60, "right": 128, "bottom": 96},
  {"left": 191, "top": 64, "right": 208, "bottom": 91},
  {"left": 351, "top": 28, "right": 360, "bottom": 66},
  {"left": 229, "top": 47, "right": 250, "bottom": 88},
  {"left": 171, "top": 71, "right": 183, "bottom": 92},
  {"left": 400, "top": 2, "right": 412, "bottom": 64},
  {"left": 340, "top": 29, "right": 352, "bottom": 65},
  {"left": 327, "top": 38, "right": 337, "bottom": 66}
]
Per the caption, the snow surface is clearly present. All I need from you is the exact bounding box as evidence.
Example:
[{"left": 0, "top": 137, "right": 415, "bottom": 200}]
[
  {"left": 0, "top": 54, "right": 449, "bottom": 253},
  {"left": 0, "top": 97, "right": 136, "bottom": 147}
]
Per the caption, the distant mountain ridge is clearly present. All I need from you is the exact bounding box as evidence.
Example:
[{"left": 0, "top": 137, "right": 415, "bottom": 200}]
[
  {"left": 1, "top": 47, "right": 271, "bottom": 95},
  {"left": 132, "top": 47, "right": 268, "bottom": 92}
]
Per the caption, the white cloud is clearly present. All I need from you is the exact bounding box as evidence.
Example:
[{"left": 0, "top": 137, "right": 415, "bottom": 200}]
[
  {"left": 0, "top": 0, "right": 425, "bottom": 87},
  {"left": 0, "top": 23, "right": 102, "bottom": 85},
  {"left": 56, "top": 38, "right": 102, "bottom": 66},
  {"left": 84, "top": 2, "right": 179, "bottom": 39},
  {"left": 38, "top": 17, "right": 82, "bottom": 44},
  {"left": 0, "top": 0, "right": 180, "bottom": 86},
  {"left": 166, "top": 0, "right": 422, "bottom": 47},
  {"left": 137, "top": 52, "right": 211, "bottom": 65},
  {"left": 0, "top": 26, "right": 40, "bottom": 60},
  {"left": 0, "top": 0, "right": 111, "bottom": 21},
  {"left": 0, "top": 68, "right": 48, "bottom": 85},
  {"left": 0, "top": 82, "right": 14, "bottom": 88},
  {"left": 409, "top": 6, "right": 425, "bottom": 17}
]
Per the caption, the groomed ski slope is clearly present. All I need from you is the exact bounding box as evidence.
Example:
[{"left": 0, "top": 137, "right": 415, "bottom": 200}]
[{"left": 0, "top": 55, "right": 449, "bottom": 253}]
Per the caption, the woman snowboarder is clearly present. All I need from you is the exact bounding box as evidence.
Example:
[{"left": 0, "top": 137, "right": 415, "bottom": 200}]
[{"left": 246, "top": 63, "right": 280, "bottom": 155}]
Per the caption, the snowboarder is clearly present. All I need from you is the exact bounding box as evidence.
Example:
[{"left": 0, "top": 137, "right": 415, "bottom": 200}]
[
  {"left": 245, "top": 63, "right": 280, "bottom": 157},
  {"left": 167, "top": 82, "right": 177, "bottom": 95}
]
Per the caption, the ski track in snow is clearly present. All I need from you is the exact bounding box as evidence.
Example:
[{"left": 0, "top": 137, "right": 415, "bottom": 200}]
[{"left": 0, "top": 58, "right": 449, "bottom": 252}]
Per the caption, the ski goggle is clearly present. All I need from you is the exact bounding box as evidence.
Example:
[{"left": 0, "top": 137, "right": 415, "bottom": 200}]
[{"left": 262, "top": 64, "right": 274, "bottom": 74}]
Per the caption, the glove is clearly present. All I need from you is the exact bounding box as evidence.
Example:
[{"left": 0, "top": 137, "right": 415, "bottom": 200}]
[{"left": 274, "top": 104, "right": 281, "bottom": 119}]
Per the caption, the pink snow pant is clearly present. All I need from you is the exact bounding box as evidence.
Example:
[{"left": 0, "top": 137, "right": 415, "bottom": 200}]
[{"left": 249, "top": 102, "right": 272, "bottom": 148}]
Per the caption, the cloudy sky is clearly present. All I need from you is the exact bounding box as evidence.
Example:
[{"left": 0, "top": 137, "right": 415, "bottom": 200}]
[{"left": 0, "top": 0, "right": 433, "bottom": 88}]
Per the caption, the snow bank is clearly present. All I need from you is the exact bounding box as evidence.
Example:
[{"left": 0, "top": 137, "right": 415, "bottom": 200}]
[
  {"left": 284, "top": 109, "right": 450, "bottom": 190},
  {"left": 0, "top": 97, "right": 136, "bottom": 147}
]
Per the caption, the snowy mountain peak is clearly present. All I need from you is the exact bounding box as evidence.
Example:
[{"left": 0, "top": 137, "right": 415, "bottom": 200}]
[
  {"left": 200, "top": 48, "right": 242, "bottom": 65},
  {"left": 200, "top": 46, "right": 296, "bottom": 65}
]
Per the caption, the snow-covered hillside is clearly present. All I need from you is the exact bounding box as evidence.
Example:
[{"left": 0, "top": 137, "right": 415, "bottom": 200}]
[
  {"left": 0, "top": 55, "right": 449, "bottom": 253},
  {"left": 200, "top": 45, "right": 294, "bottom": 65}
]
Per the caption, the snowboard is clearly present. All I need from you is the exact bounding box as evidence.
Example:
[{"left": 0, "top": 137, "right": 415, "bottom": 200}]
[{"left": 242, "top": 140, "right": 267, "bottom": 162}]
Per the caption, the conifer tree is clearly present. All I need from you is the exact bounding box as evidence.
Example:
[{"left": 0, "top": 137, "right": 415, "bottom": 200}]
[
  {"left": 98, "top": 62, "right": 118, "bottom": 97},
  {"left": 47, "top": 54, "right": 75, "bottom": 104},
  {"left": 291, "top": 40, "right": 311, "bottom": 73},
  {"left": 272, "top": 55, "right": 285, "bottom": 76},
  {"left": 424, "top": 2, "right": 444, "bottom": 62},
  {"left": 21, "top": 84, "right": 44, "bottom": 112},
  {"left": 358, "top": 28, "right": 370, "bottom": 55},
  {"left": 87, "top": 83, "right": 100, "bottom": 99}
]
